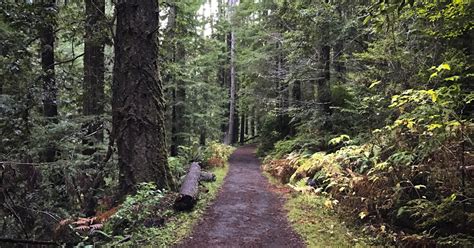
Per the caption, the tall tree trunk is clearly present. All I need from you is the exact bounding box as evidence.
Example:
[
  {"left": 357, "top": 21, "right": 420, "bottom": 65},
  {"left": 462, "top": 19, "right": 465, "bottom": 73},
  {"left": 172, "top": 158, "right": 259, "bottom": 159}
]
[
  {"left": 41, "top": 2, "right": 57, "bottom": 119},
  {"left": 82, "top": 0, "right": 106, "bottom": 215},
  {"left": 224, "top": 0, "right": 237, "bottom": 145},
  {"left": 333, "top": 4, "right": 345, "bottom": 83},
  {"left": 316, "top": 0, "right": 332, "bottom": 118},
  {"left": 277, "top": 44, "right": 290, "bottom": 137},
  {"left": 250, "top": 108, "right": 255, "bottom": 137},
  {"left": 290, "top": 80, "right": 301, "bottom": 136},
  {"left": 333, "top": 40, "right": 345, "bottom": 84},
  {"left": 217, "top": 0, "right": 229, "bottom": 141},
  {"left": 83, "top": 0, "right": 106, "bottom": 140},
  {"left": 112, "top": 0, "right": 173, "bottom": 193},
  {"left": 317, "top": 44, "right": 332, "bottom": 120},
  {"left": 166, "top": 3, "right": 186, "bottom": 157},
  {"left": 239, "top": 112, "right": 245, "bottom": 144},
  {"left": 245, "top": 113, "right": 249, "bottom": 136},
  {"left": 199, "top": 129, "right": 206, "bottom": 146},
  {"left": 172, "top": 45, "right": 186, "bottom": 154},
  {"left": 276, "top": 0, "right": 290, "bottom": 138},
  {"left": 292, "top": 80, "right": 301, "bottom": 104},
  {"left": 40, "top": 0, "right": 57, "bottom": 162},
  {"left": 232, "top": 106, "right": 239, "bottom": 144}
]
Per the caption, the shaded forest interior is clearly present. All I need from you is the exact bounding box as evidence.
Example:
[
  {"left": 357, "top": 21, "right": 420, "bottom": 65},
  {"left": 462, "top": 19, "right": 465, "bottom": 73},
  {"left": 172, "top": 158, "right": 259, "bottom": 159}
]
[{"left": 0, "top": 0, "right": 473, "bottom": 247}]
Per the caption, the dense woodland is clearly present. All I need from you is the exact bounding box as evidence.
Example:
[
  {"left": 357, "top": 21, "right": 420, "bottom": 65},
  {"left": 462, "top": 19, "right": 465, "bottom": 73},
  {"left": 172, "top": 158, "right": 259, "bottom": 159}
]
[{"left": 0, "top": 0, "right": 473, "bottom": 247}]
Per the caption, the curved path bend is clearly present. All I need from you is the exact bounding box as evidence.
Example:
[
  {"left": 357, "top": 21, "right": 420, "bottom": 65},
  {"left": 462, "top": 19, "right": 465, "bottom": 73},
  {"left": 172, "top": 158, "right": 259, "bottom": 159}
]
[{"left": 176, "top": 145, "right": 304, "bottom": 248}]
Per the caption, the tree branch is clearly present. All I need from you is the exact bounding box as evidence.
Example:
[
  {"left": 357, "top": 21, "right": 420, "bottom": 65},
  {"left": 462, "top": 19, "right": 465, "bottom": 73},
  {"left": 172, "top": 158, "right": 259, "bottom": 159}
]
[{"left": 52, "top": 53, "right": 84, "bottom": 66}]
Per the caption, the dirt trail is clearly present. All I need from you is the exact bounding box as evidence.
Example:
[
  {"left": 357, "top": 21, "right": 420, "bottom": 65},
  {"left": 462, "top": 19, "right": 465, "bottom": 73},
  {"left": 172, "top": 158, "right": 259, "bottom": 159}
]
[{"left": 176, "top": 145, "right": 304, "bottom": 248}]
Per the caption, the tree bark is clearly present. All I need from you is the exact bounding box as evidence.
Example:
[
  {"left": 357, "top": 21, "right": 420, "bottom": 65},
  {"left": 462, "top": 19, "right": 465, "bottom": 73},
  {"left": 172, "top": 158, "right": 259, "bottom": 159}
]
[
  {"left": 316, "top": 0, "right": 332, "bottom": 117},
  {"left": 239, "top": 112, "right": 245, "bottom": 144},
  {"left": 199, "top": 128, "right": 206, "bottom": 146},
  {"left": 232, "top": 107, "right": 239, "bottom": 144},
  {"left": 317, "top": 45, "right": 331, "bottom": 115},
  {"left": 290, "top": 80, "right": 301, "bottom": 135},
  {"left": 250, "top": 108, "right": 255, "bottom": 137},
  {"left": 276, "top": 44, "right": 290, "bottom": 137},
  {"left": 83, "top": 0, "right": 106, "bottom": 140},
  {"left": 83, "top": 0, "right": 105, "bottom": 116},
  {"left": 224, "top": 0, "right": 237, "bottom": 145},
  {"left": 112, "top": 0, "right": 173, "bottom": 193},
  {"left": 333, "top": 39, "right": 345, "bottom": 83},
  {"left": 166, "top": 3, "right": 187, "bottom": 157},
  {"left": 200, "top": 171, "right": 216, "bottom": 182},
  {"left": 40, "top": 1, "right": 57, "bottom": 119},
  {"left": 245, "top": 113, "right": 249, "bottom": 136},
  {"left": 174, "top": 162, "right": 201, "bottom": 211},
  {"left": 40, "top": 0, "right": 58, "bottom": 162}
]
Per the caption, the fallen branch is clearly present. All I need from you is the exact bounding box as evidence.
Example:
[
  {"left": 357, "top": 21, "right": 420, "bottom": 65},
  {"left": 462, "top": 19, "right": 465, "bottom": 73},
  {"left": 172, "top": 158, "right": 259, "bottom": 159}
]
[
  {"left": 244, "top": 135, "right": 260, "bottom": 143},
  {"left": 200, "top": 171, "right": 216, "bottom": 182},
  {"left": 0, "top": 238, "right": 60, "bottom": 246},
  {"left": 52, "top": 53, "right": 85, "bottom": 66}
]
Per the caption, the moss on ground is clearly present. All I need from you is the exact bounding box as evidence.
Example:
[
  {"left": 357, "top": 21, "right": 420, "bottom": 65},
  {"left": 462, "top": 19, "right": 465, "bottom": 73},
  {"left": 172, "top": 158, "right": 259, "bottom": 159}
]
[
  {"left": 264, "top": 172, "right": 369, "bottom": 248},
  {"left": 285, "top": 193, "right": 368, "bottom": 248}
]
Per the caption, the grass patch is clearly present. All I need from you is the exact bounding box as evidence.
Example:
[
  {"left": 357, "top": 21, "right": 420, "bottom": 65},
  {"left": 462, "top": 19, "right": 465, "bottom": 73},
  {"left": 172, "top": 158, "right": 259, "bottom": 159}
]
[{"left": 286, "top": 193, "right": 368, "bottom": 248}]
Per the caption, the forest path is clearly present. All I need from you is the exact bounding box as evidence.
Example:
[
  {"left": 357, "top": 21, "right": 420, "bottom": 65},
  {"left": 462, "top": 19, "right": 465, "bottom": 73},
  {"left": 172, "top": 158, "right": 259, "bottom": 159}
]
[{"left": 176, "top": 145, "right": 305, "bottom": 248}]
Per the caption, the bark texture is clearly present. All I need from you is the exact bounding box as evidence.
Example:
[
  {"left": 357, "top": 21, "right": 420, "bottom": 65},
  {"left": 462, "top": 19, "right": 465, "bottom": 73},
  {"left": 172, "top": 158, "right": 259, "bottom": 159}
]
[
  {"left": 225, "top": 0, "right": 237, "bottom": 145},
  {"left": 333, "top": 39, "right": 345, "bottom": 83},
  {"left": 40, "top": 0, "right": 57, "bottom": 162},
  {"left": 174, "top": 162, "right": 201, "bottom": 211},
  {"left": 200, "top": 171, "right": 216, "bottom": 182},
  {"left": 166, "top": 3, "right": 187, "bottom": 157},
  {"left": 112, "top": 0, "right": 173, "bottom": 193},
  {"left": 83, "top": 0, "right": 105, "bottom": 118},
  {"left": 224, "top": 31, "right": 236, "bottom": 145},
  {"left": 317, "top": 45, "right": 332, "bottom": 115},
  {"left": 82, "top": 0, "right": 106, "bottom": 215},
  {"left": 40, "top": 1, "right": 57, "bottom": 119},
  {"left": 317, "top": 0, "right": 332, "bottom": 117},
  {"left": 239, "top": 112, "right": 245, "bottom": 144}
]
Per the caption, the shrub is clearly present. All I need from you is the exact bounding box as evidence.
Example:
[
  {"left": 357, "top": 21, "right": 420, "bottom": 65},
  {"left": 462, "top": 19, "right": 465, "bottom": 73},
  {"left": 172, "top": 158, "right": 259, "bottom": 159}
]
[{"left": 203, "top": 142, "right": 234, "bottom": 167}]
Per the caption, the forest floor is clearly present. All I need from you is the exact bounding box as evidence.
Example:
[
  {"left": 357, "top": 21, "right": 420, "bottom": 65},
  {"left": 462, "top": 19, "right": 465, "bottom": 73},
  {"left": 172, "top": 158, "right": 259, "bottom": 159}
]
[{"left": 176, "top": 145, "right": 304, "bottom": 248}]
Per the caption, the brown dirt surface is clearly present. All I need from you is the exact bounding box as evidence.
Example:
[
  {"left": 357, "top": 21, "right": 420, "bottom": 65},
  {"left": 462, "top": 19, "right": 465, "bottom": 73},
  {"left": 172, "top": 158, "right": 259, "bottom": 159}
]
[{"left": 176, "top": 145, "right": 305, "bottom": 248}]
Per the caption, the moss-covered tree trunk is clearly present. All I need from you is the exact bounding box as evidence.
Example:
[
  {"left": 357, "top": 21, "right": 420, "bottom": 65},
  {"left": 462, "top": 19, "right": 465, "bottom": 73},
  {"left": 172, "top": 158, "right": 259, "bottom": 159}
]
[{"left": 112, "top": 0, "right": 173, "bottom": 193}]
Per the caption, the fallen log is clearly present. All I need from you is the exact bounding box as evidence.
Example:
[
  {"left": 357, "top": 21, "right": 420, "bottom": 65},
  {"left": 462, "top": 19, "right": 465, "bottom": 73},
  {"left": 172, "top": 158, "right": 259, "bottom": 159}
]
[
  {"left": 0, "top": 238, "right": 60, "bottom": 246},
  {"left": 174, "top": 162, "right": 201, "bottom": 211},
  {"left": 200, "top": 171, "right": 216, "bottom": 182},
  {"left": 244, "top": 135, "right": 260, "bottom": 143}
]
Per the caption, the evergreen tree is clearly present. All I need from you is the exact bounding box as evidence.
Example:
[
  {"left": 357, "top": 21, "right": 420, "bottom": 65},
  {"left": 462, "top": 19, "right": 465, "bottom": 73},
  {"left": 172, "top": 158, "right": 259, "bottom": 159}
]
[{"left": 112, "top": 0, "right": 173, "bottom": 192}]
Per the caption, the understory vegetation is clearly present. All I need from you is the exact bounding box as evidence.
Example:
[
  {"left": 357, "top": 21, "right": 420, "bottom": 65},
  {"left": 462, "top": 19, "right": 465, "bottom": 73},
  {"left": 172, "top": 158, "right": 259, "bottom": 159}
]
[
  {"left": 42, "top": 143, "right": 233, "bottom": 246},
  {"left": 262, "top": 71, "right": 473, "bottom": 246},
  {"left": 286, "top": 194, "right": 367, "bottom": 248},
  {"left": 256, "top": 0, "right": 473, "bottom": 247}
]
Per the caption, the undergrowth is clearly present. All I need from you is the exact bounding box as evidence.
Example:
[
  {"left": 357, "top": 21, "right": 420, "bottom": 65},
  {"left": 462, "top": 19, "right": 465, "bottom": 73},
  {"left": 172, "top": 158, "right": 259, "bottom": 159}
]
[
  {"left": 106, "top": 164, "right": 229, "bottom": 247},
  {"left": 261, "top": 64, "right": 474, "bottom": 247},
  {"left": 286, "top": 194, "right": 368, "bottom": 248},
  {"left": 263, "top": 172, "right": 369, "bottom": 247}
]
